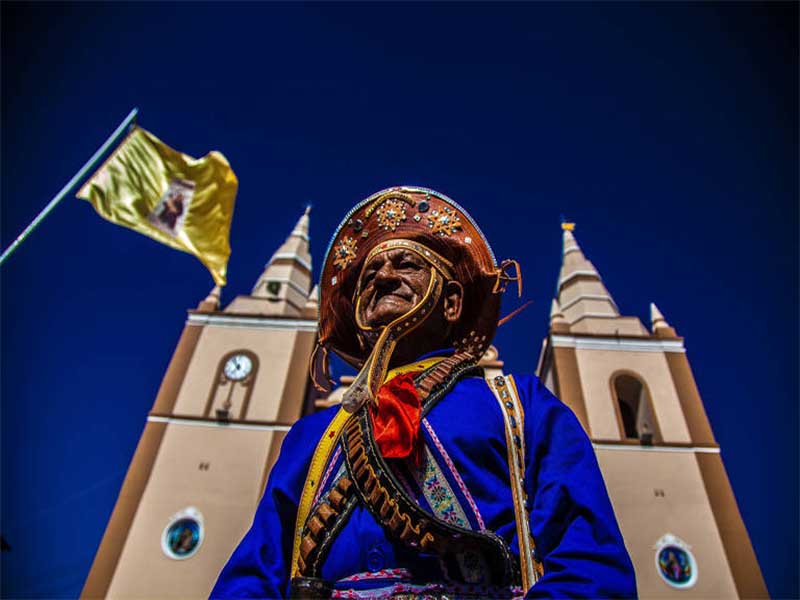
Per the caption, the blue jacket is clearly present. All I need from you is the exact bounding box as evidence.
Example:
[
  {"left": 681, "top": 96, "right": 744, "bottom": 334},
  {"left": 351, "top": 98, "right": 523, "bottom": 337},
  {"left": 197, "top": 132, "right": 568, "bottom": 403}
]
[{"left": 212, "top": 374, "right": 637, "bottom": 598}]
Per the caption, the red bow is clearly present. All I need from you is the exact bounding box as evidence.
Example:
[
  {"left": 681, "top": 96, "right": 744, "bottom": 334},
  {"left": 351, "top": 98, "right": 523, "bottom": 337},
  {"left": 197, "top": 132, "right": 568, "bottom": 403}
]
[{"left": 370, "top": 372, "right": 423, "bottom": 466}]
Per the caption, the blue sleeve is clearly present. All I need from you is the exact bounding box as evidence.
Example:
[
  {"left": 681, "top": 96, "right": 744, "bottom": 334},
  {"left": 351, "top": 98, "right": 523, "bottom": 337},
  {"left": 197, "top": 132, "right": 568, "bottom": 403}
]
[
  {"left": 210, "top": 409, "right": 336, "bottom": 599},
  {"left": 516, "top": 375, "right": 637, "bottom": 599}
]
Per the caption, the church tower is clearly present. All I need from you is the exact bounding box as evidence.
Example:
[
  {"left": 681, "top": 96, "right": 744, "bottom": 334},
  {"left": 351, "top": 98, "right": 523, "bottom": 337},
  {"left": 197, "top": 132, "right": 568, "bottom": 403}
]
[
  {"left": 82, "top": 209, "right": 319, "bottom": 599},
  {"left": 537, "top": 225, "right": 767, "bottom": 598}
]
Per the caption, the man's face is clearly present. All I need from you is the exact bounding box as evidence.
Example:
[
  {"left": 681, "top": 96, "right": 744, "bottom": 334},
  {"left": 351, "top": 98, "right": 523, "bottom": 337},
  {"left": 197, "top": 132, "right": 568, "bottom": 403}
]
[{"left": 358, "top": 248, "right": 431, "bottom": 328}]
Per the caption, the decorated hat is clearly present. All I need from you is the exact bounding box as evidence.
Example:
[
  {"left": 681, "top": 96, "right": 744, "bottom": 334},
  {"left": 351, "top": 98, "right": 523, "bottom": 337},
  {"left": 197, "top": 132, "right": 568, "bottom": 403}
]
[{"left": 317, "top": 186, "right": 519, "bottom": 373}]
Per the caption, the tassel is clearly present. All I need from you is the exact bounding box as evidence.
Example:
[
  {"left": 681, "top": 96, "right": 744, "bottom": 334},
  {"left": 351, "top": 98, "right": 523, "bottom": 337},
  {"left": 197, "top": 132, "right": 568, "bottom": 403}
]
[{"left": 492, "top": 259, "right": 523, "bottom": 298}]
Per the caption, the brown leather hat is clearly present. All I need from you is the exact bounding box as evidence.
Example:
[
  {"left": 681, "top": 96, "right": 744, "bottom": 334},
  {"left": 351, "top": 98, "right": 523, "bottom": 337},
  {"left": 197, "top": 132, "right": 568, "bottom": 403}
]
[{"left": 318, "top": 186, "right": 516, "bottom": 369}]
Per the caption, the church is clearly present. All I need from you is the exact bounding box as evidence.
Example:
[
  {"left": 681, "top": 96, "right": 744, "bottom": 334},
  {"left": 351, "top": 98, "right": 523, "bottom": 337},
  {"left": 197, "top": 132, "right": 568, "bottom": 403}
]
[{"left": 80, "top": 209, "right": 767, "bottom": 599}]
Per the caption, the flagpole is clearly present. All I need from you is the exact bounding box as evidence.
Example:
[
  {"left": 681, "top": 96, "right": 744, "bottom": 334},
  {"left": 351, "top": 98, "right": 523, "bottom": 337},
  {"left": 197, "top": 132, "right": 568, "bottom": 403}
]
[{"left": 0, "top": 107, "right": 139, "bottom": 268}]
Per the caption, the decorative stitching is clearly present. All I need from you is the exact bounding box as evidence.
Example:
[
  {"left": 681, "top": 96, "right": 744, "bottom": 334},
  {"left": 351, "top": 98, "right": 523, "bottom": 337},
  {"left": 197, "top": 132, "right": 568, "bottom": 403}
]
[
  {"left": 422, "top": 419, "right": 486, "bottom": 530},
  {"left": 413, "top": 446, "right": 469, "bottom": 528},
  {"left": 486, "top": 375, "right": 543, "bottom": 589},
  {"left": 337, "top": 568, "right": 412, "bottom": 582},
  {"left": 314, "top": 447, "right": 343, "bottom": 505},
  {"left": 330, "top": 580, "right": 524, "bottom": 599}
]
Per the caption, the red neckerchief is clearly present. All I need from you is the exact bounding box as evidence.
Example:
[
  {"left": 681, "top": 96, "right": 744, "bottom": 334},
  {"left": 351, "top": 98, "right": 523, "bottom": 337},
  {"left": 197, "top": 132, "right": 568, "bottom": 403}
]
[{"left": 369, "top": 371, "right": 424, "bottom": 467}]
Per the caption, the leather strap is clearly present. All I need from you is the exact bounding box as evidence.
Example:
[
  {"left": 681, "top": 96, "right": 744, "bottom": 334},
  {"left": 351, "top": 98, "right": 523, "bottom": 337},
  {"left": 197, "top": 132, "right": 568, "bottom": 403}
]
[
  {"left": 291, "top": 408, "right": 352, "bottom": 579},
  {"left": 384, "top": 356, "right": 444, "bottom": 383},
  {"left": 296, "top": 474, "right": 359, "bottom": 578},
  {"left": 340, "top": 402, "right": 519, "bottom": 586},
  {"left": 485, "top": 374, "right": 544, "bottom": 590},
  {"left": 289, "top": 576, "right": 333, "bottom": 599}
]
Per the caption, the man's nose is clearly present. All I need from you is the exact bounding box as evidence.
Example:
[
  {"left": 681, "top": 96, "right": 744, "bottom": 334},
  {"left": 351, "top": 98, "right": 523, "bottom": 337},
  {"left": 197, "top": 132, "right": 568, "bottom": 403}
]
[{"left": 373, "top": 262, "right": 400, "bottom": 288}]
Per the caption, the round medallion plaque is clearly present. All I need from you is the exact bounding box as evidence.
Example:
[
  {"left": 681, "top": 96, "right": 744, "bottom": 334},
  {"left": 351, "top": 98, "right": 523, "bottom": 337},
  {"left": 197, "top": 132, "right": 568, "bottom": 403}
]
[
  {"left": 162, "top": 507, "right": 204, "bottom": 560},
  {"left": 654, "top": 534, "right": 697, "bottom": 589}
]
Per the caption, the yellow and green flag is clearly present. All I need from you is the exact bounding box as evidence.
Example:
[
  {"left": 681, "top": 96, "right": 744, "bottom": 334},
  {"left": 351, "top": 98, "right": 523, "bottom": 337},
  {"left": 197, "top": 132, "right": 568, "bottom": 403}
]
[{"left": 77, "top": 126, "right": 237, "bottom": 286}]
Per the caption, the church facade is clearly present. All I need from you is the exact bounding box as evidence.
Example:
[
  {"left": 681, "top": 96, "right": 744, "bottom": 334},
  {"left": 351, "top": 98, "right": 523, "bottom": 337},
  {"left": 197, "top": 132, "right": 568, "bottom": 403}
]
[
  {"left": 81, "top": 209, "right": 319, "bottom": 598},
  {"left": 537, "top": 226, "right": 767, "bottom": 598},
  {"left": 81, "top": 212, "right": 767, "bottom": 598}
]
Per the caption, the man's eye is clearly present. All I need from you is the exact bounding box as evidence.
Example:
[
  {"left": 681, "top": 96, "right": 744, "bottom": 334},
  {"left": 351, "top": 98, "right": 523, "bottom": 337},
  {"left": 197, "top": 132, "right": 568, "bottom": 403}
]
[{"left": 400, "top": 261, "right": 420, "bottom": 270}]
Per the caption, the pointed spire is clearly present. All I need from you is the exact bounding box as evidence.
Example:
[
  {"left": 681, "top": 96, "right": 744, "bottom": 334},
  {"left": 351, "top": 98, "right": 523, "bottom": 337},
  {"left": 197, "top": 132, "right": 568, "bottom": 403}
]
[
  {"left": 650, "top": 302, "right": 678, "bottom": 337},
  {"left": 251, "top": 207, "right": 312, "bottom": 311},
  {"left": 557, "top": 225, "right": 617, "bottom": 317},
  {"left": 562, "top": 228, "right": 581, "bottom": 257},
  {"left": 291, "top": 205, "right": 311, "bottom": 242},
  {"left": 558, "top": 226, "right": 602, "bottom": 288},
  {"left": 554, "top": 224, "right": 647, "bottom": 336},
  {"left": 650, "top": 303, "right": 669, "bottom": 330},
  {"left": 225, "top": 207, "right": 313, "bottom": 316},
  {"left": 196, "top": 285, "right": 221, "bottom": 312}
]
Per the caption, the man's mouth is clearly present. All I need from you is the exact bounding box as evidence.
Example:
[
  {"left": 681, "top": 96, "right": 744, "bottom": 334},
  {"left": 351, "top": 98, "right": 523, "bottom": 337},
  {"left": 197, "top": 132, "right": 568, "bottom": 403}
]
[{"left": 370, "top": 292, "right": 411, "bottom": 310}]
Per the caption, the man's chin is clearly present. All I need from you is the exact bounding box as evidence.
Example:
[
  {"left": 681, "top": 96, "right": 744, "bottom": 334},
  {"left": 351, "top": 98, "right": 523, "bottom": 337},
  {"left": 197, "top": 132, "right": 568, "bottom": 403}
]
[{"left": 365, "top": 317, "right": 396, "bottom": 329}]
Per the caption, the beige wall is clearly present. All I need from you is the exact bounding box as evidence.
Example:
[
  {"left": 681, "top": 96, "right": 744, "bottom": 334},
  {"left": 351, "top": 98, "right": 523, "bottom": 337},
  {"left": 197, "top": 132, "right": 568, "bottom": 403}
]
[
  {"left": 575, "top": 348, "right": 691, "bottom": 443},
  {"left": 570, "top": 316, "right": 648, "bottom": 336},
  {"left": 264, "top": 262, "right": 311, "bottom": 291},
  {"left": 559, "top": 279, "right": 610, "bottom": 309},
  {"left": 106, "top": 423, "right": 277, "bottom": 598},
  {"left": 562, "top": 298, "right": 617, "bottom": 322},
  {"left": 172, "top": 325, "right": 308, "bottom": 422},
  {"left": 596, "top": 448, "right": 737, "bottom": 598},
  {"left": 225, "top": 296, "right": 298, "bottom": 316}
]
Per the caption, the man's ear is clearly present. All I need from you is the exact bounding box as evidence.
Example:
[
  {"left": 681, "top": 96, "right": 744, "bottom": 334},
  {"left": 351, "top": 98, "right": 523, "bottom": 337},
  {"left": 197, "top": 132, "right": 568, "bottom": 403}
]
[{"left": 443, "top": 280, "right": 464, "bottom": 323}]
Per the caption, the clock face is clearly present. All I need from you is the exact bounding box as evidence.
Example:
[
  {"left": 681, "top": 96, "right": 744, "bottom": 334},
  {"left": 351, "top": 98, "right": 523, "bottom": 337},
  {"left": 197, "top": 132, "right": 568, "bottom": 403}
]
[{"left": 224, "top": 354, "right": 252, "bottom": 381}]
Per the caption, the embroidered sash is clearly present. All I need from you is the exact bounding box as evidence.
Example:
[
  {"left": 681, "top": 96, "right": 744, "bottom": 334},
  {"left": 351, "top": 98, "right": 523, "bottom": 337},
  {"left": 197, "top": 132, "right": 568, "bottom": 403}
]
[{"left": 485, "top": 374, "right": 544, "bottom": 590}]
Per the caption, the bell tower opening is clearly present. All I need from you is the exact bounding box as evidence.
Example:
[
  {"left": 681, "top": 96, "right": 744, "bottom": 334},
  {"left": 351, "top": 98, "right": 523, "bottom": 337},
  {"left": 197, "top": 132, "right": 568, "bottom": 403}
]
[{"left": 612, "top": 373, "right": 659, "bottom": 445}]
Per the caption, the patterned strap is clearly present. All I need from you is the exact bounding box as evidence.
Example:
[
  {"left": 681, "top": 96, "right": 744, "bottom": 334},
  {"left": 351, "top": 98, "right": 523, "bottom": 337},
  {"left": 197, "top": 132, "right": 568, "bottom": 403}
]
[
  {"left": 485, "top": 374, "right": 544, "bottom": 591},
  {"left": 291, "top": 407, "right": 352, "bottom": 579},
  {"left": 340, "top": 407, "right": 518, "bottom": 586}
]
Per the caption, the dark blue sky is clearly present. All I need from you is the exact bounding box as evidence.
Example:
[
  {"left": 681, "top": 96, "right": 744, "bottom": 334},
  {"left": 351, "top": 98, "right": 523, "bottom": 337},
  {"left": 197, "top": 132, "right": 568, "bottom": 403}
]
[{"left": 2, "top": 2, "right": 797, "bottom": 597}]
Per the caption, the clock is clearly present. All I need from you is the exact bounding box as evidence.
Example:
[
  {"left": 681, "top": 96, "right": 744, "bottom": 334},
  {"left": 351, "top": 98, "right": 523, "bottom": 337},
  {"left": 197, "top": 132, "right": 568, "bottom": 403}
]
[
  {"left": 205, "top": 351, "right": 258, "bottom": 420},
  {"left": 223, "top": 354, "right": 253, "bottom": 381}
]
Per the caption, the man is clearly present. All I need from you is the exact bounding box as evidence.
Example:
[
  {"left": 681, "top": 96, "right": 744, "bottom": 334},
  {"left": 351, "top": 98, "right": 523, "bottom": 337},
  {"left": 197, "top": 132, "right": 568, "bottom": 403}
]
[{"left": 212, "top": 187, "right": 636, "bottom": 599}]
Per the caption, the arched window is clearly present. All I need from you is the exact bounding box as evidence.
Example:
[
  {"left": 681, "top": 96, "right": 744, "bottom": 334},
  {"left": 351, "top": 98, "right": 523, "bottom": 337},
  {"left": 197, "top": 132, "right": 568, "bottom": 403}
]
[{"left": 613, "top": 373, "right": 660, "bottom": 444}]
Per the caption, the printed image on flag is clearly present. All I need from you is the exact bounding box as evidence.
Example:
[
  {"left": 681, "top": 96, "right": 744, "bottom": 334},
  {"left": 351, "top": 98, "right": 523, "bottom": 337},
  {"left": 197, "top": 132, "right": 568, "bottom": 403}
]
[
  {"left": 77, "top": 127, "right": 238, "bottom": 285},
  {"left": 148, "top": 178, "right": 194, "bottom": 236}
]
